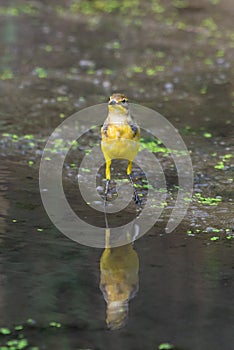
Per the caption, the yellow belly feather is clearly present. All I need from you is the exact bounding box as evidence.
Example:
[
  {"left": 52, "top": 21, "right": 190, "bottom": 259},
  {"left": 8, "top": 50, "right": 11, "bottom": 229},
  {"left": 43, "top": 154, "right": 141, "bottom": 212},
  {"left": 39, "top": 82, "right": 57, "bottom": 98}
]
[{"left": 101, "top": 124, "right": 140, "bottom": 162}]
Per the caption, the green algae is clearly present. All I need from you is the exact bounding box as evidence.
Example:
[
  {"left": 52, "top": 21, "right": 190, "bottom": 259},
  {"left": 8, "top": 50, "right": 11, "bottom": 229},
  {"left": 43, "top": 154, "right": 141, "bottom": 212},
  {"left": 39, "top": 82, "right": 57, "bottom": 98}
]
[
  {"left": 194, "top": 193, "right": 222, "bottom": 206},
  {"left": 0, "top": 5, "right": 38, "bottom": 17},
  {"left": 34, "top": 67, "right": 48, "bottom": 79},
  {"left": 0, "top": 68, "right": 14, "bottom": 80}
]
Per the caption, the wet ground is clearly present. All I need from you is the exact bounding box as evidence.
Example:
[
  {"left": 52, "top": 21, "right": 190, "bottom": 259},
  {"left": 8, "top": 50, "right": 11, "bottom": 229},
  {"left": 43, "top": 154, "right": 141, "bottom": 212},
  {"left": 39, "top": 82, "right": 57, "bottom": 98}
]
[{"left": 0, "top": 0, "right": 233, "bottom": 349}]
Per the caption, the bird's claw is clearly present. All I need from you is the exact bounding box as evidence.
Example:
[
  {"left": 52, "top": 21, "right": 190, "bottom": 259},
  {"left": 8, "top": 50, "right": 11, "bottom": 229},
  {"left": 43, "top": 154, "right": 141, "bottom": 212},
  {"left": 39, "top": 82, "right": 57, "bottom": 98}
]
[{"left": 133, "top": 193, "right": 142, "bottom": 208}]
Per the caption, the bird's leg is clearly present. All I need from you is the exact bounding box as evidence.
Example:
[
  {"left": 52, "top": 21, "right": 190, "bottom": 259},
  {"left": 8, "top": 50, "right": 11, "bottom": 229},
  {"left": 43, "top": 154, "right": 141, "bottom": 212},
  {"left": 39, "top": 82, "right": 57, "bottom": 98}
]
[
  {"left": 104, "top": 179, "right": 110, "bottom": 206},
  {"left": 127, "top": 161, "right": 142, "bottom": 207},
  {"left": 104, "top": 160, "right": 111, "bottom": 206}
]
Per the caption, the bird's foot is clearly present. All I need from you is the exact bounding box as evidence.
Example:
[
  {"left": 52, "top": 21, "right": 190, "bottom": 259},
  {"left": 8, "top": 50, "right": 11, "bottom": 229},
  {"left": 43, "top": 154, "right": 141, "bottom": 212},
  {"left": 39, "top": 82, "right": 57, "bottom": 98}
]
[
  {"left": 133, "top": 191, "right": 142, "bottom": 208},
  {"left": 129, "top": 174, "right": 142, "bottom": 208}
]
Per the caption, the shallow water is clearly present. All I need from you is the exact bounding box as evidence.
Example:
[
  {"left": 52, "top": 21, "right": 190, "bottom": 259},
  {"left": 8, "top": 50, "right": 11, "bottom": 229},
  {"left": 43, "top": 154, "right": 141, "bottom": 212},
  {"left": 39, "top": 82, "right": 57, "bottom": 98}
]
[{"left": 0, "top": 1, "right": 233, "bottom": 349}]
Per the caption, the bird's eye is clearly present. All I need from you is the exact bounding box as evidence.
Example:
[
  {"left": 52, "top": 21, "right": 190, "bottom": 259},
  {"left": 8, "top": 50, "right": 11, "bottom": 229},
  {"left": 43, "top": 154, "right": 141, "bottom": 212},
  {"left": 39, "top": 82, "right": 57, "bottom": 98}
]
[{"left": 122, "top": 99, "right": 127, "bottom": 103}]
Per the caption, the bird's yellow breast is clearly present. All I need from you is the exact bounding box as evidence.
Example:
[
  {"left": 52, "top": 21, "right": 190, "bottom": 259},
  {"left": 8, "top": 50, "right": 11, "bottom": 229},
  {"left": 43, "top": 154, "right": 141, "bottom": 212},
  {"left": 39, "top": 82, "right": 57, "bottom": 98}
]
[
  {"left": 102, "top": 123, "right": 139, "bottom": 140},
  {"left": 100, "top": 245, "right": 139, "bottom": 302},
  {"left": 101, "top": 123, "right": 140, "bottom": 161}
]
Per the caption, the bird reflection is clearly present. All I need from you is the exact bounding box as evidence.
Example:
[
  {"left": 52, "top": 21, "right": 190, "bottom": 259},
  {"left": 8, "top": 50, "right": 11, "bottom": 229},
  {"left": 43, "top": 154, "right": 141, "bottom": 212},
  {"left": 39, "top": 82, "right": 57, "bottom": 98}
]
[{"left": 99, "top": 225, "right": 139, "bottom": 330}]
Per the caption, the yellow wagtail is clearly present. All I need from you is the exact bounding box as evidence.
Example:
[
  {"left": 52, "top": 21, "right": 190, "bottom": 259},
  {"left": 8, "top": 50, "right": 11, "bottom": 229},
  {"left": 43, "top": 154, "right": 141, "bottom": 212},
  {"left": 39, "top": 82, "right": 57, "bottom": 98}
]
[
  {"left": 100, "top": 237, "right": 139, "bottom": 330},
  {"left": 101, "top": 93, "right": 141, "bottom": 205},
  {"left": 99, "top": 227, "right": 139, "bottom": 330}
]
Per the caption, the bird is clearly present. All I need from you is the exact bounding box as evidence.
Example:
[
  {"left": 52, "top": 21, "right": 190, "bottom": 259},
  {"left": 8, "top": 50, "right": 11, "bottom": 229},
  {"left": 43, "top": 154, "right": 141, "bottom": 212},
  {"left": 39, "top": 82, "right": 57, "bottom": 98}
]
[
  {"left": 101, "top": 93, "right": 141, "bottom": 206},
  {"left": 99, "top": 228, "right": 139, "bottom": 330}
]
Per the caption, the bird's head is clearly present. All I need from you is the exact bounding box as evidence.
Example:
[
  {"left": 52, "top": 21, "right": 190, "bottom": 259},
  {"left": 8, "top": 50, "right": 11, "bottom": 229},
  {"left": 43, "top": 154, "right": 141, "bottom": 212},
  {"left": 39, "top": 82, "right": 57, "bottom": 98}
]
[{"left": 108, "top": 93, "right": 129, "bottom": 114}]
